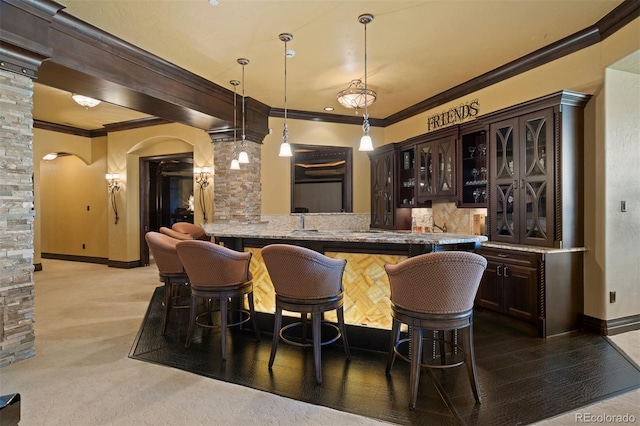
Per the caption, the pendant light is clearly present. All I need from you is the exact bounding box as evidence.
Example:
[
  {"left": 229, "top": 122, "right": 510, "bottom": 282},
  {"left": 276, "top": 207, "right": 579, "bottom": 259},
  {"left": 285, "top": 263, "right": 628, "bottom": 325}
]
[
  {"left": 358, "top": 14, "right": 374, "bottom": 151},
  {"left": 279, "top": 33, "right": 293, "bottom": 157},
  {"left": 230, "top": 79, "right": 241, "bottom": 170},
  {"left": 237, "top": 58, "right": 250, "bottom": 164}
]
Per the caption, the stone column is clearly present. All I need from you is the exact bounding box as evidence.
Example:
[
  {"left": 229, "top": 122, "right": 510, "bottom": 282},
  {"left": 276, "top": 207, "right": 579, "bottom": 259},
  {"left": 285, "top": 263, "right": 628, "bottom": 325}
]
[
  {"left": 0, "top": 69, "right": 35, "bottom": 366},
  {"left": 212, "top": 140, "right": 262, "bottom": 224}
]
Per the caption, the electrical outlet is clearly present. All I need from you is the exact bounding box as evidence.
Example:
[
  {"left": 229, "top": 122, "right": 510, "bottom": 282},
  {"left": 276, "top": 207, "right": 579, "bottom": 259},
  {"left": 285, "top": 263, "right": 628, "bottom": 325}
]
[
  {"left": 87, "top": 205, "right": 90, "bottom": 211},
  {"left": 621, "top": 201, "right": 626, "bottom": 212},
  {"left": 610, "top": 291, "right": 616, "bottom": 303},
  {"left": 82, "top": 243, "right": 85, "bottom": 250}
]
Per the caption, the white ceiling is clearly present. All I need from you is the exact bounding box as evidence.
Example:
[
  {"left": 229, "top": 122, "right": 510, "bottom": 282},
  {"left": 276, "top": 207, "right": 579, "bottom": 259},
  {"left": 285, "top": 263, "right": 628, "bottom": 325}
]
[{"left": 34, "top": 0, "right": 626, "bottom": 130}]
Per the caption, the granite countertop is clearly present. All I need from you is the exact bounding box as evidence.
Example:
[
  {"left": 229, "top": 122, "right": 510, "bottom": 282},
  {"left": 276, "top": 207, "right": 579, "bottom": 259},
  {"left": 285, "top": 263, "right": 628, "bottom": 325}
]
[
  {"left": 201, "top": 223, "right": 488, "bottom": 245},
  {"left": 481, "top": 241, "right": 587, "bottom": 254}
]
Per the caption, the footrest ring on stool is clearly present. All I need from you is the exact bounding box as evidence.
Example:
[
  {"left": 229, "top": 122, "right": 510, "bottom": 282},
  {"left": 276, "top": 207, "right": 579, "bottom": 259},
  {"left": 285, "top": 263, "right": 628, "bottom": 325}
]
[
  {"left": 393, "top": 336, "right": 466, "bottom": 369},
  {"left": 279, "top": 321, "right": 341, "bottom": 348},
  {"left": 195, "top": 308, "right": 251, "bottom": 329}
]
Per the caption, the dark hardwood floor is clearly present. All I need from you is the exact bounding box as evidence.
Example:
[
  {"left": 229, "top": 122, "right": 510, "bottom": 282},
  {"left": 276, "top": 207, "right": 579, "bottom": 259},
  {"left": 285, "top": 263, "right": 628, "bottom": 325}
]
[{"left": 130, "top": 288, "right": 640, "bottom": 425}]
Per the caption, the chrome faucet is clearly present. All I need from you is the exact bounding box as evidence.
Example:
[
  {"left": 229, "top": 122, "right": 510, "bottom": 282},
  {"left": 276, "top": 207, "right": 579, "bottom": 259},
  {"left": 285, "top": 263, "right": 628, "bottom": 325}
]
[
  {"left": 433, "top": 220, "right": 447, "bottom": 233},
  {"left": 300, "top": 213, "right": 305, "bottom": 230}
]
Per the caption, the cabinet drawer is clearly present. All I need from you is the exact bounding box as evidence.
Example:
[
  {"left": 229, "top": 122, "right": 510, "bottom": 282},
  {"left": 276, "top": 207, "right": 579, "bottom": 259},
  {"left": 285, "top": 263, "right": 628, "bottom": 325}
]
[{"left": 477, "top": 247, "right": 538, "bottom": 268}]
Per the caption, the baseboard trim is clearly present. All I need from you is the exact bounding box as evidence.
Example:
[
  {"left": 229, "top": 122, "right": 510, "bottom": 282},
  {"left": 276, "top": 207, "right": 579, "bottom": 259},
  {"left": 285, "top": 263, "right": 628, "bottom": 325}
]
[
  {"left": 583, "top": 314, "right": 640, "bottom": 336},
  {"left": 107, "top": 259, "right": 142, "bottom": 269},
  {"left": 41, "top": 253, "right": 108, "bottom": 265}
]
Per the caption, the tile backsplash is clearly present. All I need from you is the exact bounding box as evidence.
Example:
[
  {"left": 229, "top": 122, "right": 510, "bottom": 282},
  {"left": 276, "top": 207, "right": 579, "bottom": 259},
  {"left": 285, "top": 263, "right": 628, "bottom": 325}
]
[{"left": 412, "top": 201, "right": 487, "bottom": 235}]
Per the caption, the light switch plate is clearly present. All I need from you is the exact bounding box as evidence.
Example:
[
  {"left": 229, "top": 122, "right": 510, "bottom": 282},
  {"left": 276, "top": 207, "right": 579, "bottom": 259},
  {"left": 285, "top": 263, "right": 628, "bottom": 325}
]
[{"left": 621, "top": 200, "right": 627, "bottom": 212}]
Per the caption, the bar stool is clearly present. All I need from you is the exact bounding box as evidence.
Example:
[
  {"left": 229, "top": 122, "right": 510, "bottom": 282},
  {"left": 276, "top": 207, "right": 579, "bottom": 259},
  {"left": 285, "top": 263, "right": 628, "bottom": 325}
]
[
  {"left": 261, "top": 244, "right": 351, "bottom": 384},
  {"left": 172, "top": 222, "right": 209, "bottom": 241},
  {"left": 175, "top": 240, "right": 260, "bottom": 361},
  {"left": 144, "top": 231, "right": 190, "bottom": 334},
  {"left": 384, "top": 251, "right": 487, "bottom": 408}
]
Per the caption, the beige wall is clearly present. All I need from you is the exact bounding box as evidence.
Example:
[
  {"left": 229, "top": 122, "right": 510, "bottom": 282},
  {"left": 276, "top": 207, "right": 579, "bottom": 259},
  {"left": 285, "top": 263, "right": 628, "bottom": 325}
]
[
  {"left": 34, "top": 123, "right": 213, "bottom": 264},
  {"left": 600, "top": 64, "right": 640, "bottom": 320},
  {"left": 34, "top": 130, "right": 108, "bottom": 261},
  {"left": 106, "top": 123, "right": 213, "bottom": 263},
  {"left": 261, "top": 117, "right": 380, "bottom": 215}
]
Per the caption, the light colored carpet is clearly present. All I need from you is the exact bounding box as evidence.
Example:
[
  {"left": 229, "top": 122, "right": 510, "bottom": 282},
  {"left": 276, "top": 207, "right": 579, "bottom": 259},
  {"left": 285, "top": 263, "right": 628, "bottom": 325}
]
[{"left": 1, "top": 259, "right": 638, "bottom": 425}]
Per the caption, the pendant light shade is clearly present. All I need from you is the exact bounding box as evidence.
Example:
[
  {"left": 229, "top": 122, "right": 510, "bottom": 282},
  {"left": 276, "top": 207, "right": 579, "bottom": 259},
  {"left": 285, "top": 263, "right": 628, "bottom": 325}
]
[
  {"left": 279, "top": 33, "right": 293, "bottom": 157},
  {"left": 358, "top": 14, "right": 374, "bottom": 151},
  {"left": 238, "top": 58, "right": 250, "bottom": 163},
  {"left": 229, "top": 79, "right": 240, "bottom": 170}
]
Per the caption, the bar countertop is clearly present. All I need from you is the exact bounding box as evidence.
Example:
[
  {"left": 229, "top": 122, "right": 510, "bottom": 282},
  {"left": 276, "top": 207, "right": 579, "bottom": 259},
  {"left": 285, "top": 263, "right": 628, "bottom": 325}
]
[{"left": 201, "top": 223, "right": 488, "bottom": 245}]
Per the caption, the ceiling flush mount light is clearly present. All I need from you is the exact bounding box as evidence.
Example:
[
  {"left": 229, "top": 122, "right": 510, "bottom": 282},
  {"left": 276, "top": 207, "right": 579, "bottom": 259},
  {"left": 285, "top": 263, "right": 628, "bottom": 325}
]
[
  {"left": 358, "top": 13, "right": 374, "bottom": 152},
  {"left": 230, "top": 79, "right": 241, "bottom": 170},
  {"left": 279, "top": 33, "right": 293, "bottom": 158},
  {"left": 337, "top": 79, "right": 376, "bottom": 112},
  {"left": 71, "top": 94, "right": 101, "bottom": 108},
  {"left": 238, "top": 58, "right": 250, "bottom": 164}
]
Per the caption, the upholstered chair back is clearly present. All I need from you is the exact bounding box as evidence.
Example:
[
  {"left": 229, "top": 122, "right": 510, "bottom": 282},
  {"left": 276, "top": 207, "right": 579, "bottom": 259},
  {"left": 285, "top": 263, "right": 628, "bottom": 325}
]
[
  {"left": 384, "top": 251, "right": 487, "bottom": 314},
  {"left": 261, "top": 244, "right": 346, "bottom": 299},
  {"left": 172, "top": 222, "right": 208, "bottom": 240},
  {"left": 176, "top": 240, "right": 251, "bottom": 288},
  {"left": 145, "top": 231, "right": 185, "bottom": 275}
]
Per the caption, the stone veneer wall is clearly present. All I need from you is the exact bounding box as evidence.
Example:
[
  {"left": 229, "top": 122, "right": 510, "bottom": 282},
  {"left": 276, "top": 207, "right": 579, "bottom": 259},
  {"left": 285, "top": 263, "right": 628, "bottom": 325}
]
[
  {"left": 0, "top": 69, "right": 35, "bottom": 367},
  {"left": 212, "top": 140, "right": 262, "bottom": 223}
]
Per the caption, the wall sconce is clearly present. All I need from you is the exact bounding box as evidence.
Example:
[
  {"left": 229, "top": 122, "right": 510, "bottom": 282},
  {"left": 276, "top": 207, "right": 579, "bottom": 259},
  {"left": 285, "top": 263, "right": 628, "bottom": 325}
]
[
  {"left": 106, "top": 173, "right": 120, "bottom": 224},
  {"left": 194, "top": 166, "right": 211, "bottom": 222}
]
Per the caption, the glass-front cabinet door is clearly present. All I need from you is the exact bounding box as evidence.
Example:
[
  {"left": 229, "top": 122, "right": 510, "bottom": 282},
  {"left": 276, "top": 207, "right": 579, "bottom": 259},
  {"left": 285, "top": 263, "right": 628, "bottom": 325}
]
[
  {"left": 436, "top": 138, "right": 454, "bottom": 196},
  {"left": 519, "top": 109, "right": 554, "bottom": 246},
  {"left": 416, "top": 134, "right": 456, "bottom": 203},
  {"left": 417, "top": 142, "right": 434, "bottom": 200},
  {"left": 490, "top": 110, "right": 554, "bottom": 246},
  {"left": 491, "top": 117, "right": 519, "bottom": 244}
]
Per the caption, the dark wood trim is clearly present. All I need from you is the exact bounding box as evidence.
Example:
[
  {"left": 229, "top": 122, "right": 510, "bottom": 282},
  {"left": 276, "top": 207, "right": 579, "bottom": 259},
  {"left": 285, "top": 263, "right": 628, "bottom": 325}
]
[
  {"left": 583, "top": 314, "right": 640, "bottom": 336},
  {"left": 41, "top": 252, "right": 108, "bottom": 265},
  {"left": 33, "top": 119, "right": 93, "bottom": 137},
  {"left": 34, "top": 116, "right": 175, "bottom": 137},
  {"left": 102, "top": 117, "right": 172, "bottom": 133},
  {"left": 107, "top": 259, "right": 141, "bottom": 269},
  {"left": 384, "top": 1, "right": 638, "bottom": 126},
  {"left": 270, "top": 107, "right": 386, "bottom": 127}
]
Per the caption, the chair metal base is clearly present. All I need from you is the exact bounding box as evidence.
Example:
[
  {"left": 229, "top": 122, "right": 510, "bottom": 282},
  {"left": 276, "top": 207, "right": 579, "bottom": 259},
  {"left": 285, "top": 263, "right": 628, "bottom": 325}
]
[
  {"left": 268, "top": 294, "right": 351, "bottom": 385},
  {"left": 385, "top": 304, "right": 481, "bottom": 409},
  {"left": 185, "top": 280, "right": 260, "bottom": 361},
  {"left": 160, "top": 273, "right": 189, "bottom": 335}
]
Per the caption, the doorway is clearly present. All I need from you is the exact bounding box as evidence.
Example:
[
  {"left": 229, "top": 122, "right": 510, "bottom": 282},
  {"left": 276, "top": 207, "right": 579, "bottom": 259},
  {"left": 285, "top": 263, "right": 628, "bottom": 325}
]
[{"left": 139, "top": 153, "right": 194, "bottom": 266}]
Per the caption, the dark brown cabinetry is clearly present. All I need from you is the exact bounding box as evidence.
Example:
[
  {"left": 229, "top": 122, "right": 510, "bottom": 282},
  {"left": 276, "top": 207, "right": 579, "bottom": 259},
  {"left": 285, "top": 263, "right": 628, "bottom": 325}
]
[
  {"left": 458, "top": 123, "right": 488, "bottom": 207},
  {"left": 398, "top": 127, "right": 457, "bottom": 206},
  {"left": 474, "top": 90, "right": 590, "bottom": 337},
  {"left": 477, "top": 246, "right": 584, "bottom": 337},
  {"left": 481, "top": 90, "right": 590, "bottom": 248},
  {"left": 369, "top": 145, "right": 411, "bottom": 230},
  {"left": 476, "top": 248, "right": 538, "bottom": 323}
]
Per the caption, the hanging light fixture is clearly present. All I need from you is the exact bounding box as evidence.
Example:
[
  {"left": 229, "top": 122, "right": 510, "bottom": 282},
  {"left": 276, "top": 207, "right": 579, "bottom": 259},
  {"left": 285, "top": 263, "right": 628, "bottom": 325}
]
[
  {"left": 237, "top": 58, "right": 250, "bottom": 164},
  {"left": 71, "top": 94, "right": 101, "bottom": 108},
  {"left": 337, "top": 79, "right": 376, "bottom": 112},
  {"left": 358, "top": 13, "right": 374, "bottom": 152},
  {"left": 278, "top": 33, "right": 293, "bottom": 157},
  {"left": 230, "top": 79, "right": 241, "bottom": 170}
]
